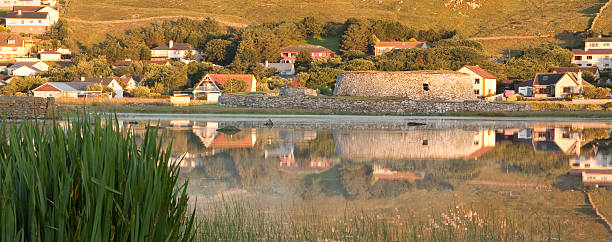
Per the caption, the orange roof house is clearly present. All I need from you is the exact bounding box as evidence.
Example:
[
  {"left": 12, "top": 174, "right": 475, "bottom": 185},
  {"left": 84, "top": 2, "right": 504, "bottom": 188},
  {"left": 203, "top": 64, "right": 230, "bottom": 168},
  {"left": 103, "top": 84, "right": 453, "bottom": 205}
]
[
  {"left": 192, "top": 74, "right": 257, "bottom": 97},
  {"left": 457, "top": 65, "right": 497, "bottom": 97}
]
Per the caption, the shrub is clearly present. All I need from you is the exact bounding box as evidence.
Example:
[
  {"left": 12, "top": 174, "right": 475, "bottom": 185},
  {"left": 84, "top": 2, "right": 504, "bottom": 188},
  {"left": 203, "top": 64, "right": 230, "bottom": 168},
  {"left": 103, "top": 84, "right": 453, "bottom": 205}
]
[
  {"left": 312, "top": 85, "right": 332, "bottom": 95},
  {"left": 0, "top": 115, "right": 195, "bottom": 241},
  {"left": 584, "top": 85, "right": 610, "bottom": 99},
  {"left": 129, "top": 86, "right": 151, "bottom": 97},
  {"left": 221, "top": 79, "right": 248, "bottom": 93},
  {"left": 604, "top": 102, "right": 612, "bottom": 109}
]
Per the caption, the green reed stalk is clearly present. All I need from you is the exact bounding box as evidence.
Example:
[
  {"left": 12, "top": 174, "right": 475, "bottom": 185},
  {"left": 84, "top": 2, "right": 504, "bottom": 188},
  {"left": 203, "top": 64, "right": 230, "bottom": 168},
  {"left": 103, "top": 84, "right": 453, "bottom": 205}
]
[{"left": 0, "top": 114, "right": 195, "bottom": 242}]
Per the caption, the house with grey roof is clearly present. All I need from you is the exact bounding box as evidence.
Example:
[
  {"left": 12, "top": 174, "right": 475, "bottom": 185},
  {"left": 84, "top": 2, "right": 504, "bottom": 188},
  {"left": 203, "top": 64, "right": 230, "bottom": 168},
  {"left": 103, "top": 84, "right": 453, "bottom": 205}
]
[
  {"left": 151, "top": 40, "right": 200, "bottom": 61},
  {"left": 7, "top": 60, "right": 48, "bottom": 76},
  {"left": 0, "top": 0, "right": 41, "bottom": 9},
  {"left": 32, "top": 77, "right": 125, "bottom": 98},
  {"left": 5, "top": 9, "right": 52, "bottom": 34},
  {"left": 260, "top": 61, "right": 295, "bottom": 76},
  {"left": 532, "top": 72, "right": 592, "bottom": 98}
]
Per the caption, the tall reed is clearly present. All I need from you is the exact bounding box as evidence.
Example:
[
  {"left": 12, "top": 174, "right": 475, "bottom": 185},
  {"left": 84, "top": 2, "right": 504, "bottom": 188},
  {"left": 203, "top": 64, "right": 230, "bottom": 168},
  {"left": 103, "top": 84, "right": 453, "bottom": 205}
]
[{"left": 0, "top": 114, "right": 195, "bottom": 241}]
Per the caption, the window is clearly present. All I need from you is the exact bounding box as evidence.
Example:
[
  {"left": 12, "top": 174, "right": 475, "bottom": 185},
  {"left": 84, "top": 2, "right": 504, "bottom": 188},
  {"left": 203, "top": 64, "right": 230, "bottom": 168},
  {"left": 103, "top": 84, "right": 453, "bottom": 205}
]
[
  {"left": 8, "top": 40, "right": 14, "bottom": 44},
  {"left": 474, "top": 89, "right": 480, "bottom": 95},
  {"left": 587, "top": 64, "right": 593, "bottom": 66},
  {"left": 587, "top": 56, "right": 593, "bottom": 60},
  {"left": 563, "top": 87, "right": 572, "bottom": 93},
  {"left": 474, "top": 78, "right": 480, "bottom": 84},
  {"left": 562, "top": 133, "right": 570, "bottom": 139},
  {"left": 422, "top": 140, "right": 428, "bottom": 146},
  {"left": 423, "top": 83, "right": 429, "bottom": 91},
  {"left": 575, "top": 56, "right": 582, "bottom": 61}
]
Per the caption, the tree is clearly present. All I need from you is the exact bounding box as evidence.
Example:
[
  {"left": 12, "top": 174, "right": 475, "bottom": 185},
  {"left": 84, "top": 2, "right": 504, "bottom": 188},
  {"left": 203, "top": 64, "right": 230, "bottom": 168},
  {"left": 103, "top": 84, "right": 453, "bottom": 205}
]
[
  {"left": 339, "top": 19, "right": 372, "bottom": 54},
  {"left": 221, "top": 79, "right": 248, "bottom": 93},
  {"left": 203, "top": 39, "right": 234, "bottom": 65},
  {"left": 295, "top": 50, "right": 312, "bottom": 70},
  {"left": 341, "top": 59, "right": 376, "bottom": 71},
  {"left": 582, "top": 71, "right": 596, "bottom": 83},
  {"left": 300, "top": 17, "right": 323, "bottom": 39},
  {"left": 129, "top": 86, "right": 151, "bottom": 97},
  {"left": 2, "top": 76, "right": 48, "bottom": 96},
  {"left": 584, "top": 85, "right": 610, "bottom": 99}
]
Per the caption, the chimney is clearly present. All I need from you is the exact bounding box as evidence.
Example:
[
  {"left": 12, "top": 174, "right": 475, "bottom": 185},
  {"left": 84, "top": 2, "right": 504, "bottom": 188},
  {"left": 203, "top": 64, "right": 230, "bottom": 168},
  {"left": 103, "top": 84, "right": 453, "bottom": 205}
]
[
  {"left": 17, "top": 10, "right": 21, "bottom": 15},
  {"left": 265, "top": 60, "right": 269, "bottom": 67},
  {"left": 80, "top": 77, "right": 85, "bottom": 82},
  {"left": 169, "top": 40, "right": 174, "bottom": 49}
]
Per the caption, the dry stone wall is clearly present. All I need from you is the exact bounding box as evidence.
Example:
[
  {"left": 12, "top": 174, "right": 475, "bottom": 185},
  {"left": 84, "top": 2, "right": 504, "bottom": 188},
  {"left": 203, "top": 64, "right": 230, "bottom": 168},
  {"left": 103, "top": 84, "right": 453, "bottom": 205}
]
[
  {"left": 334, "top": 71, "right": 476, "bottom": 102},
  {"left": 0, "top": 96, "right": 56, "bottom": 119},
  {"left": 219, "top": 94, "right": 530, "bottom": 115}
]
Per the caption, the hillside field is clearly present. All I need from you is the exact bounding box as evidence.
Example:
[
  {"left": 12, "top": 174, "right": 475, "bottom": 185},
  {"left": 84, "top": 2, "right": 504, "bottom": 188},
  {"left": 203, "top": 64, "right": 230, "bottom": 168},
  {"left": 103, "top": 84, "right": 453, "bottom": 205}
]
[{"left": 63, "top": 0, "right": 610, "bottom": 54}]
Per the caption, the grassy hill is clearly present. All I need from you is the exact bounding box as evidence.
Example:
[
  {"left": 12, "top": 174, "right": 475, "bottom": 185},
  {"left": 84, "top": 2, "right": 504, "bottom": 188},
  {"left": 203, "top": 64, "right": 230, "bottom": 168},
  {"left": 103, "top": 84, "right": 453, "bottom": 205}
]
[{"left": 64, "top": 0, "right": 609, "bottom": 53}]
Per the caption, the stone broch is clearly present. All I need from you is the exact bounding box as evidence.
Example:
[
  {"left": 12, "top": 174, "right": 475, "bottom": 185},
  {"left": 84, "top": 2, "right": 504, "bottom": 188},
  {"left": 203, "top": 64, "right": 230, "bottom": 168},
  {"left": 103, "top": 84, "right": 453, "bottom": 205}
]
[{"left": 334, "top": 71, "right": 476, "bottom": 102}]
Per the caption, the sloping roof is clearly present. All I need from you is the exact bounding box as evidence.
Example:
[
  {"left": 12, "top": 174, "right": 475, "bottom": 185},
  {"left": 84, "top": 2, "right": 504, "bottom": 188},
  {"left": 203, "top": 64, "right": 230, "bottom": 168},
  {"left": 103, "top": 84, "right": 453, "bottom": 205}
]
[
  {"left": 8, "top": 61, "right": 44, "bottom": 70},
  {"left": 6, "top": 12, "right": 48, "bottom": 19},
  {"left": 13, "top": 6, "right": 45, "bottom": 12},
  {"left": 71, "top": 77, "right": 117, "bottom": 86},
  {"left": 375, "top": 41, "right": 426, "bottom": 48},
  {"left": 460, "top": 65, "right": 497, "bottom": 79},
  {"left": 585, "top": 37, "right": 612, "bottom": 42},
  {"left": 113, "top": 60, "right": 170, "bottom": 67},
  {"left": 152, "top": 43, "right": 193, "bottom": 51},
  {"left": 572, "top": 49, "right": 612, "bottom": 55},
  {"left": 207, "top": 133, "right": 255, "bottom": 148},
  {"left": 0, "top": 33, "right": 25, "bottom": 48},
  {"left": 33, "top": 82, "right": 82, "bottom": 92},
  {"left": 206, "top": 74, "right": 255, "bottom": 87},
  {"left": 533, "top": 73, "right": 566, "bottom": 85},
  {"left": 550, "top": 67, "right": 599, "bottom": 75},
  {"left": 118, "top": 77, "right": 134, "bottom": 85},
  {"left": 280, "top": 45, "right": 333, "bottom": 53}
]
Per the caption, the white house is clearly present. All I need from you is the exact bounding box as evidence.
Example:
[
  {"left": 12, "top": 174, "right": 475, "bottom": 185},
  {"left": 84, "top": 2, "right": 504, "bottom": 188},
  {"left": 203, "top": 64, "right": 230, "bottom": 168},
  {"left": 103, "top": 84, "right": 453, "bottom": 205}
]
[
  {"left": 13, "top": 5, "right": 58, "bottom": 24},
  {"left": 70, "top": 77, "right": 125, "bottom": 98},
  {"left": 7, "top": 60, "right": 48, "bottom": 76},
  {"left": 151, "top": 40, "right": 200, "bottom": 61},
  {"left": 260, "top": 61, "right": 295, "bottom": 76},
  {"left": 572, "top": 37, "right": 612, "bottom": 70},
  {"left": 457, "top": 65, "right": 497, "bottom": 96},
  {"left": 32, "top": 81, "right": 116, "bottom": 98},
  {"left": 5, "top": 10, "right": 52, "bottom": 34}
]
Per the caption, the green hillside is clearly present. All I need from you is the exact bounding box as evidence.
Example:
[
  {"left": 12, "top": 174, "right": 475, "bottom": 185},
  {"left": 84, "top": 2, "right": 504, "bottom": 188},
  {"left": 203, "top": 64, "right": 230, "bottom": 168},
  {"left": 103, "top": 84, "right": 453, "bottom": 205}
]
[{"left": 65, "top": 0, "right": 606, "bottom": 37}]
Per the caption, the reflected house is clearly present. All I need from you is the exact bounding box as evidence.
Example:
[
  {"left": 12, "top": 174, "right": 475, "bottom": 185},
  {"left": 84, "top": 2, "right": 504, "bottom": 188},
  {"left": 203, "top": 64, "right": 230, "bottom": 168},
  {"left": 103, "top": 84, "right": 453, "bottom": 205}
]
[
  {"left": 532, "top": 128, "right": 581, "bottom": 155},
  {"left": 192, "top": 122, "right": 257, "bottom": 149},
  {"left": 373, "top": 164, "right": 424, "bottom": 181},
  {"left": 334, "top": 130, "right": 495, "bottom": 160},
  {"left": 173, "top": 153, "right": 205, "bottom": 174},
  {"left": 570, "top": 144, "right": 612, "bottom": 187},
  {"left": 264, "top": 143, "right": 297, "bottom": 168},
  {"left": 310, "top": 160, "right": 332, "bottom": 169}
]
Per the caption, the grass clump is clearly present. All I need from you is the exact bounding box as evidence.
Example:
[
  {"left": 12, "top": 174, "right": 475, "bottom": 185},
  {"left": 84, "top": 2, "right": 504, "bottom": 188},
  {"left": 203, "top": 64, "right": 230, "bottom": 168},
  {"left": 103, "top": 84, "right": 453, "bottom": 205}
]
[{"left": 0, "top": 114, "right": 195, "bottom": 241}]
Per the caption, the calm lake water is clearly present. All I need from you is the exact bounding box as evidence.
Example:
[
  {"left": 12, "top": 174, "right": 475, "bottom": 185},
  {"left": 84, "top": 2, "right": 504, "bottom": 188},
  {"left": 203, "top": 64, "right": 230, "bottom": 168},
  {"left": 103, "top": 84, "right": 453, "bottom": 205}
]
[{"left": 121, "top": 115, "right": 612, "bottom": 240}]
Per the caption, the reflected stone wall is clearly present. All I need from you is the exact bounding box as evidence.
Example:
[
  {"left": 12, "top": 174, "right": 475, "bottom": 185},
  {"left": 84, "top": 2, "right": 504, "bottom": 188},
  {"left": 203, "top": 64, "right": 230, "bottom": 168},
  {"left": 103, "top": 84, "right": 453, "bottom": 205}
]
[{"left": 334, "top": 129, "right": 488, "bottom": 160}]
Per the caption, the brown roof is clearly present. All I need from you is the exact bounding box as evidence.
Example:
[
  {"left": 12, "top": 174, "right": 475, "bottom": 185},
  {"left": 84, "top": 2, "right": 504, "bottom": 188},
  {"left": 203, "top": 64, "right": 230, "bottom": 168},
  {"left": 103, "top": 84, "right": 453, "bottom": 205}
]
[
  {"left": 0, "top": 33, "right": 25, "bottom": 47},
  {"left": 550, "top": 67, "right": 599, "bottom": 75},
  {"left": 152, "top": 43, "right": 193, "bottom": 51},
  {"left": 205, "top": 74, "right": 255, "bottom": 88},
  {"left": 6, "top": 12, "right": 48, "bottom": 19},
  {"left": 118, "top": 77, "right": 134, "bottom": 85},
  {"left": 460, "top": 65, "right": 497, "bottom": 79},
  {"left": 514, "top": 80, "right": 533, "bottom": 88},
  {"left": 32, "top": 83, "right": 60, "bottom": 92},
  {"left": 40, "top": 50, "right": 60, "bottom": 55},
  {"left": 375, "top": 41, "right": 426, "bottom": 49},
  {"left": 572, "top": 49, "right": 612, "bottom": 55},
  {"left": 585, "top": 37, "right": 612, "bottom": 42},
  {"left": 13, "top": 6, "right": 45, "bottom": 12},
  {"left": 280, "top": 45, "right": 333, "bottom": 53}
]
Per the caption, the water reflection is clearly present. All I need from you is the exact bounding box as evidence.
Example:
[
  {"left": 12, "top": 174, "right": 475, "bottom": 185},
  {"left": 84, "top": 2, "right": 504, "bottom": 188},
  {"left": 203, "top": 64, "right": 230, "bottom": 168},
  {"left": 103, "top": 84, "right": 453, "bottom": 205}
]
[{"left": 122, "top": 121, "right": 612, "bottom": 190}]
